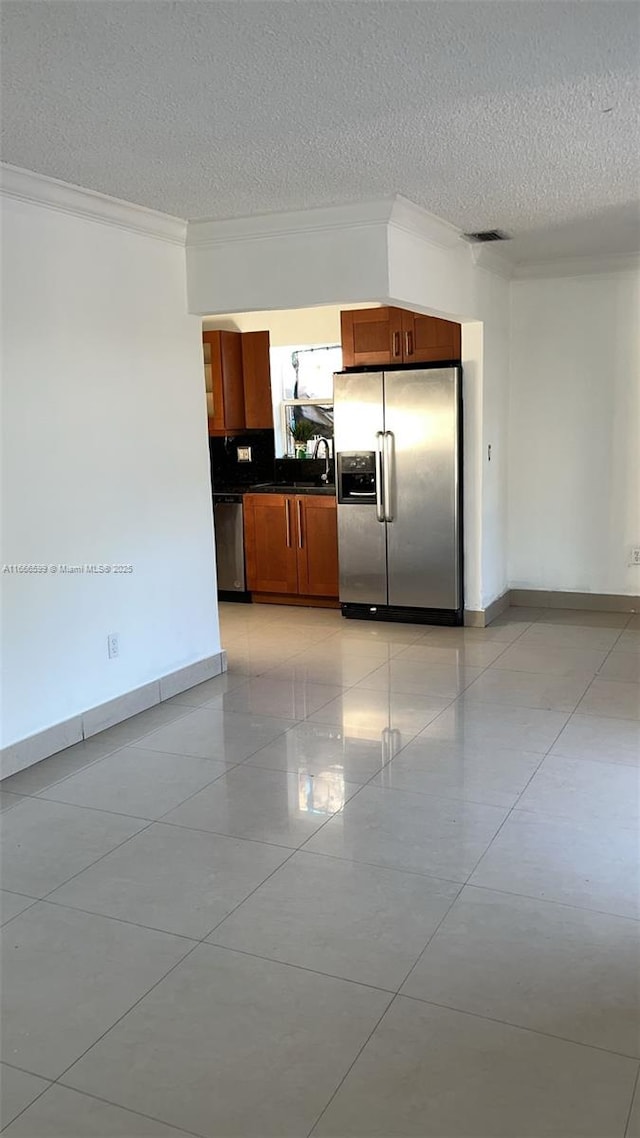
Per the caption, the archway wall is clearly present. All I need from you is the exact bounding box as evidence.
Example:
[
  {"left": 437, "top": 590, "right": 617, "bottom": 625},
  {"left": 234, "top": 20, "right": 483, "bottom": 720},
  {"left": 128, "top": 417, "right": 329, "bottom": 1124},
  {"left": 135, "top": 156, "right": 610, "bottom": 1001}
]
[{"left": 186, "top": 196, "right": 511, "bottom": 613}]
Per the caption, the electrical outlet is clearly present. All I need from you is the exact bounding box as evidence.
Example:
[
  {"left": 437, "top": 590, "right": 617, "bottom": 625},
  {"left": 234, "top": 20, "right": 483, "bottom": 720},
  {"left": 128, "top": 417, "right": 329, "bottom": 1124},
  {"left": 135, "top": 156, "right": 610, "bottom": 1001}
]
[
  {"left": 107, "top": 633, "right": 119, "bottom": 659},
  {"left": 629, "top": 547, "right": 640, "bottom": 567},
  {"left": 237, "top": 446, "right": 252, "bottom": 463}
]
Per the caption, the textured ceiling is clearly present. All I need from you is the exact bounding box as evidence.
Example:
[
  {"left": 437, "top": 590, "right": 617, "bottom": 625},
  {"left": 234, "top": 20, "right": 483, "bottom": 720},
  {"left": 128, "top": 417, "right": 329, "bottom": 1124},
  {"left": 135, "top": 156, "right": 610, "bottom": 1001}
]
[{"left": 1, "top": 0, "right": 639, "bottom": 261}]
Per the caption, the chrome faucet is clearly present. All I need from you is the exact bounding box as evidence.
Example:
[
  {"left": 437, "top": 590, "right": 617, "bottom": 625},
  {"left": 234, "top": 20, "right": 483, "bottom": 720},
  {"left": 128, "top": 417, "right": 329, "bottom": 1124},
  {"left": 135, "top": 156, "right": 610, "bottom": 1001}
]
[{"left": 312, "top": 437, "right": 332, "bottom": 483}]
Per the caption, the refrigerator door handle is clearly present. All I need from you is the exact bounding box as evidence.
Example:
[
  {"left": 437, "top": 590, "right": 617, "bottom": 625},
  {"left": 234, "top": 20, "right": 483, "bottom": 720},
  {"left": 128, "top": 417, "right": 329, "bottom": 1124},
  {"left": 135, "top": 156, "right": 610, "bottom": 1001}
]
[
  {"left": 383, "top": 431, "right": 394, "bottom": 522},
  {"left": 375, "top": 432, "right": 385, "bottom": 523}
]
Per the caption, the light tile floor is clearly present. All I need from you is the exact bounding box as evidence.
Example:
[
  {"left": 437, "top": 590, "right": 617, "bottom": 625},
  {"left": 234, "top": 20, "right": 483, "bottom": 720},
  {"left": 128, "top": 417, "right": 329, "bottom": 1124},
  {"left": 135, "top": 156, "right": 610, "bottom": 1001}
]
[{"left": 1, "top": 602, "right": 639, "bottom": 1137}]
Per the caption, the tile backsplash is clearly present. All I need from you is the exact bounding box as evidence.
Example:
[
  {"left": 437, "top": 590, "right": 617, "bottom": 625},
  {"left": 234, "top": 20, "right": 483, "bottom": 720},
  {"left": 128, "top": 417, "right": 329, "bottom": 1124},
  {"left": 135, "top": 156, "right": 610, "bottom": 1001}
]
[
  {"left": 209, "top": 430, "right": 275, "bottom": 488},
  {"left": 274, "top": 458, "right": 335, "bottom": 485}
]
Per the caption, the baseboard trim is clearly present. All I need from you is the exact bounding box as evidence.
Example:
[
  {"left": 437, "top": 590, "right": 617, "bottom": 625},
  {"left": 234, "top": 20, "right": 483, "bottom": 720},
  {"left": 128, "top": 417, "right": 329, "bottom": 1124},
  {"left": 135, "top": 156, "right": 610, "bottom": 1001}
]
[
  {"left": 510, "top": 589, "right": 639, "bottom": 613},
  {"left": 464, "top": 588, "right": 638, "bottom": 627},
  {"left": 464, "top": 591, "right": 510, "bottom": 628},
  {"left": 0, "top": 652, "right": 227, "bottom": 781}
]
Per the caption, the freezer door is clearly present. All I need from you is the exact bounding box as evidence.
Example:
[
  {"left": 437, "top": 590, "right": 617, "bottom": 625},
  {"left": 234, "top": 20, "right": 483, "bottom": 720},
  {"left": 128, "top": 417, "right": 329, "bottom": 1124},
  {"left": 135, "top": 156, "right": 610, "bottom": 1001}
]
[
  {"left": 337, "top": 504, "right": 387, "bottom": 604},
  {"left": 384, "top": 368, "right": 460, "bottom": 609},
  {"left": 334, "top": 371, "right": 387, "bottom": 604}
]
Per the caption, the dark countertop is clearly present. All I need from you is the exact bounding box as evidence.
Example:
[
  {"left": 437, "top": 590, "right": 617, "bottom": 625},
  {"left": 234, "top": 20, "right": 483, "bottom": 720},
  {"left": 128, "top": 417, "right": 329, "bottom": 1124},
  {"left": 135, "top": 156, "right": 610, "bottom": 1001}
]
[
  {"left": 212, "top": 483, "right": 336, "bottom": 498},
  {"left": 249, "top": 483, "right": 336, "bottom": 497}
]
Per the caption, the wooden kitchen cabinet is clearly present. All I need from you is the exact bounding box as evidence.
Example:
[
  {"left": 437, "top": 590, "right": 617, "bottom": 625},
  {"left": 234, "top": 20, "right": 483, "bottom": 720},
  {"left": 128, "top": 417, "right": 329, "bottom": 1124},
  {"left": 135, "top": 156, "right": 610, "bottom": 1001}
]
[
  {"left": 244, "top": 493, "right": 339, "bottom": 605},
  {"left": 241, "top": 331, "right": 273, "bottom": 429},
  {"left": 340, "top": 307, "right": 404, "bottom": 369},
  {"left": 340, "top": 306, "right": 461, "bottom": 367},
  {"left": 243, "top": 494, "right": 298, "bottom": 595},
  {"left": 203, "top": 330, "right": 245, "bottom": 435},
  {"left": 203, "top": 329, "right": 273, "bottom": 435},
  {"left": 297, "top": 496, "right": 339, "bottom": 597},
  {"left": 401, "top": 310, "right": 461, "bottom": 363}
]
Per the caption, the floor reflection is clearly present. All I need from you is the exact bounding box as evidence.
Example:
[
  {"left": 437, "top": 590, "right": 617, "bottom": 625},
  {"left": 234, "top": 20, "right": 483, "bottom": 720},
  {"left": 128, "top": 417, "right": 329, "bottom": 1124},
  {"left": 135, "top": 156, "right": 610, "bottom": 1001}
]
[{"left": 297, "top": 767, "right": 346, "bottom": 815}]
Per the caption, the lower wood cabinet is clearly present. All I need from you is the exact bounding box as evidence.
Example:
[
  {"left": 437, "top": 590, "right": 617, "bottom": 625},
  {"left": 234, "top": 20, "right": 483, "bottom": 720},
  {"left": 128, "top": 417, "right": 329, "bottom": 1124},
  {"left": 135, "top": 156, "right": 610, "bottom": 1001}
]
[{"left": 243, "top": 493, "right": 339, "bottom": 605}]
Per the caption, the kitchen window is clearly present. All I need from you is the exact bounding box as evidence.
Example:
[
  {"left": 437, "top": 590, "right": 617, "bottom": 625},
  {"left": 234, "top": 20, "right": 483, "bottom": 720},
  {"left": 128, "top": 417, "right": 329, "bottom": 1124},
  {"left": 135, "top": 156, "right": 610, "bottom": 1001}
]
[{"left": 271, "top": 344, "right": 341, "bottom": 456}]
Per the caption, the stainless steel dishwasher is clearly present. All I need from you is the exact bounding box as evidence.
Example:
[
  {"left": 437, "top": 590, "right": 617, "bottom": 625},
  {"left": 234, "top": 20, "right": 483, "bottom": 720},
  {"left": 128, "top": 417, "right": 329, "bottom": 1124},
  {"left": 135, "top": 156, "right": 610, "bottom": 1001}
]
[{"left": 212, "top": 492, "right": 248, "bottom": 599}]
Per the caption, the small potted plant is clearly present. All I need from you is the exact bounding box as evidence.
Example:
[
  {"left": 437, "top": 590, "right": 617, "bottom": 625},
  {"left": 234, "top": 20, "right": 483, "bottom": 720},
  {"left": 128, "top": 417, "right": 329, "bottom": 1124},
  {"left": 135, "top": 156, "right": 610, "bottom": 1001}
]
[{"left": 290, "top": 418, "right": 316, "bottom": 459}]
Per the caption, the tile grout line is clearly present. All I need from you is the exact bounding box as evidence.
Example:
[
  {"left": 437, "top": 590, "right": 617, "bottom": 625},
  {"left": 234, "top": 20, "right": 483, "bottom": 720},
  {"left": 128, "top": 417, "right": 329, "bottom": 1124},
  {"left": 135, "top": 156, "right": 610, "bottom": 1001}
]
[
  {"left": 35, "top": 895, "right": 202, "bottom": 944},
  {"left": 0, "top": 895, "right": 41, "bottom": 930},
  {"left": 33, "top": 817, "right": 311, "bottom": 940},
  {"left": 0, "top": 1068, "right": 207, "bottom": 1138},
  {"left": 624, "top": 1064, "right": 640, "bottom": 1138},
  {"left": 572, "top": 619, "right": 634, "bottom": 716},
  {"left": 0, "top": 1078, "right": 53, "bottom": 1134},
  {"left": 305, "top": 992, "right": 398, "bottom": 1138},
  {"left": 453, "top": 707, "right": 574, "bottom": 888},
  {"left": 456, "top": 878, "right": 640, "bottom": 923},
  {"left": 45, "top": 937, "right": 203, "bottom": 1095},
  {"left": 198, "top": 939, "right": 398, "bottom": 996},
  {"left": 381, "top": 705, "right": 561, "bottom": 1001},
  {"left": 388, "top": 880, "right": 465, "bottom": 993},
  {"left": 33, "top": 820, "right": 157, "bottom": 906},
  {"left": 28, "top": 765, "right": 234, "bottom": 822},
  {"left": 392, "top": 992, "right": 640, "bottom": 1063},
  {"left": 50, "top": 1083, "right": 210, "bottom": 1138}
]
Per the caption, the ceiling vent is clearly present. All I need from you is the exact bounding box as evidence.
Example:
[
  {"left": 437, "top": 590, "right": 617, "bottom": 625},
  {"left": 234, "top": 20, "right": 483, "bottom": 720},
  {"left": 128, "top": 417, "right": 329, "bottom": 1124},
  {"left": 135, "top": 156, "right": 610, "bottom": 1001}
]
[{"left": 462, "top": 229, "right": 511, "bottom": 243}]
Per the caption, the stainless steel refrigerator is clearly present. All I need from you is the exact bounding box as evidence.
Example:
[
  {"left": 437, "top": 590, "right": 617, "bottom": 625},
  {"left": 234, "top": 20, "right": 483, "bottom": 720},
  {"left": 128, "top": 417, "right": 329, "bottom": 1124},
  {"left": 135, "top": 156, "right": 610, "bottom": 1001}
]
[{"left": 334, "top": 365, "right": 462, "bottom": 625}]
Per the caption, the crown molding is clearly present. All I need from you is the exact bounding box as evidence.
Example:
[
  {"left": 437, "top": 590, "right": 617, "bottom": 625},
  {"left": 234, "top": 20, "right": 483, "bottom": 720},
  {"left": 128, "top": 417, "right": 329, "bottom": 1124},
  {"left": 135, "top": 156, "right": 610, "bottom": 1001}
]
[
  {"left": 187, "top": 194, "right": 464, "bottom": 254},
  {"left": 0, "top": 164, "right": 187, "bottom": 245},
  {"left": 469, "top": 243, "right": 514, "bottom": 280},
  {"left": 387, "top": 197, "right": 513, "bottom": 275},
  {"left": 388, "top": 194, "right": 462, "bottom": 251},
  {"left": 512, "top": 252, "right": 640, "bottom": 280},
  {"left": 186, "top": 197, "right": 397, "bottom": 248}
]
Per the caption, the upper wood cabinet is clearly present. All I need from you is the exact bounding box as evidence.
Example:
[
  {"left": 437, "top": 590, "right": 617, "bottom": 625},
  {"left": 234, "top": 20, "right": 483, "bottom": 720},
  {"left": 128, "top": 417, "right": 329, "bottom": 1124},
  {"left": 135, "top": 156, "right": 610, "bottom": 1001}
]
[
  {"left": 241, "top": 331, "right": 273, "bottom": 430},
  {"left": 340, "top": 308, "right": 404, "bottom": 368},
  {"left": 203, "top": 329, "right": 273, "bottom": 435},
  {"left": 340, "top": 307, "right": 461, "bottom": 368},
  {"left": 401, "top": 310, "right": 461, "bottom": 364},
  {"left": 244, "top": 493, "right": 339, "bottom": 602},
  {"left": 203, "top": 331, "right": 245, "bottom": 434}
]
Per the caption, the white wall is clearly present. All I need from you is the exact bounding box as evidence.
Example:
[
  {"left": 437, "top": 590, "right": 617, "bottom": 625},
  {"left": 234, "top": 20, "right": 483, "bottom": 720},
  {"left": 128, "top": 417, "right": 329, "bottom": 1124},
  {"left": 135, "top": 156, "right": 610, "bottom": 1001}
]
[
  {"left": 1, "top": 194, "right": 220, "bottom": 748},
  {"left": 387, "top": 226, "right": 511, "bottom": 610},
  {"left": 509, "top": 267, "right": 640, "bottom": 595},
  {"left": 188, "top": 207, "right": 390, "bottom": 317},
  {"left": 202, "top": 303, "right": 379, "bottom": 345}
]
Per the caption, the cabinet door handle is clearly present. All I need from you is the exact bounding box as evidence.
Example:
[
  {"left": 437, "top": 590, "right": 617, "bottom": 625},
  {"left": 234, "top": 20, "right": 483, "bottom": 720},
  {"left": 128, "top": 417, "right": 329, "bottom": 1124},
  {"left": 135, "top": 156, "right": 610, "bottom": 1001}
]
[
  {"left": 405, "top": 330, "right": 414, "bottom": 357},
  {"left": 285, "top": 499, "right": 291, "bottom": 547},
  {"left": 392, "top": 331, "right": 401, "bottom": 358},
  {"left": 297, "top": 499, "right": 304, "bottom": 548}
]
